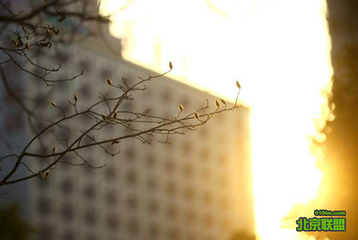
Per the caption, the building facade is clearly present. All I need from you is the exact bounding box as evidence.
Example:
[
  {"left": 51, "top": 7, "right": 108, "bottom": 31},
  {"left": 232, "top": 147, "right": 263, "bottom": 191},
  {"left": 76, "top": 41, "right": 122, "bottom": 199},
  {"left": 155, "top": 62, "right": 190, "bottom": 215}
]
[{"left": 0, "top": 5, "right": 254, "bottom": 240}]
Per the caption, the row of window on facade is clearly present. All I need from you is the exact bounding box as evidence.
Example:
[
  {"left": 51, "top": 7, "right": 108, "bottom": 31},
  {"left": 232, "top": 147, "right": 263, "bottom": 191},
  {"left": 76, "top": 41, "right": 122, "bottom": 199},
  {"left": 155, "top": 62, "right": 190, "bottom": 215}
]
[
  {"left": 37, "top": 175, "right": 230, "bottom": 211},
  {"left": 38, "top": 219, "right": 227, "bottom": 240},
  {"left": 38, "top": 50, "right": 229, "bottom": 118},
  {"left": 37, "top": 204, "right": 230, "bottom": 240},
  {"left": 58, "top": 143, "right": 227, "bottom": 174},
  {"left": 38, "top": 166, "right": 229, "bottom": 204}
]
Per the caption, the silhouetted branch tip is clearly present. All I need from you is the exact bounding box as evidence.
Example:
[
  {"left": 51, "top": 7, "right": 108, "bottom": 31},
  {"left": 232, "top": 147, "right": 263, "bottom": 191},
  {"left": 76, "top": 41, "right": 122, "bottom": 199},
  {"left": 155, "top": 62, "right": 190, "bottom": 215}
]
[
  {"left": 215, "top": 100, "right": 220, "bottom": 108},
  {"left": 236, "top": 80, "right": 241, "bottom": 89},
  {"left": 179, "top": 104, "right": 184, "bottom": 111}
]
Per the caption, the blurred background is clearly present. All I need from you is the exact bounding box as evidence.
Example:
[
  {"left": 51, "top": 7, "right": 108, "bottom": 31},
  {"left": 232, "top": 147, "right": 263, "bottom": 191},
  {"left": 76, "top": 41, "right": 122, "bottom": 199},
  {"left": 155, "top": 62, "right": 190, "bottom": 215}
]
[
  {"left": 102, "top": 0, "right": 358, "bottom": 239},
  {"left": 1, "top": 0, "right": 358, "bottom": 239}
]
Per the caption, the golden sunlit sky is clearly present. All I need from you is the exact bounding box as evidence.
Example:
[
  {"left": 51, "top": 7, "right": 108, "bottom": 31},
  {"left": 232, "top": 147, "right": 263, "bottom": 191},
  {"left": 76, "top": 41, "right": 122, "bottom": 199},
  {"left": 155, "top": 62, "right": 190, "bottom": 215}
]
[{"left": 100, "top": 0, "right": 333, "bottom": 239}]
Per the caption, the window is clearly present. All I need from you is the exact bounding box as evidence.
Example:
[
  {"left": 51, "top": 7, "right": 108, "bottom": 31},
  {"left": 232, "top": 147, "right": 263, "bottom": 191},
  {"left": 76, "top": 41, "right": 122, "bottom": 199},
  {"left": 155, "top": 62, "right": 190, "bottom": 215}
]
[
  {"left": 183, "top": 164, "right": 194, "bottom": 178},
  {"left": 106, "top": 191, "right": 118, "bottom": 205},
  {"left": 218, "top": 133, "right": 227, "bottom": 145},
  {"left": 33, "top": 94, "right": 47, "bottom": 109},
  {"left": 201, "top": 168, "right": 211, "bottom": 180},
  {"left": 61, "top": 202, "right": 74, "bottom": 221},
  {"left": 105, "top": 142, "right": 117, "bottom": 154},
  {"left": 58, "top": 125, "right": 70, "bottom": 140},
  {"left": 123, "top": 126, "right": 131, "bottom": 135},
  {"left": 123, "top": 100, "right": 133, "bottom": 111},
  {"left": 187, "top": 232, "right": 197, "bottom": 240},
  {"left": 219, "top": 175, "right": 228, "bottom": 188},
  {"left": 79, "top": 85, "right": 91, "bottom": 99},
  {"left": 107, "top": 214, "right": 120, "bottom": 230},
  {"left": 127, "top": 197, "right": 138, "bottom": 210},
  {"left": 202, "top": 191, "right": 213, "bottom": 205},
  {"left": 143, "top": 88, "right": 152, "bottom": 99},
  {"left": 164, "top": 159, "right": 175, "bottom": 173},
  {"left": 83, "top": 164, "right": 95, "bottom": 176},
  {"left": 165, "top": 181, "right": 177, "bottom": 197},
  {"left": 167, "top": 204, "right": 177, "bottom": 220},
  {"left": 203, "top": 213, "right": 213, "bottom": 227},
  {"left": 168, "top": 227, "right": 180, "bottom": 240},
  {"left": 201, "top": 148, "right": 211, "bottom": 160},
  {"left": 85, "top": 209, "right": 97, "bottom": 226},
  {"left": 162, "top": 89, "right": 172, "bottom": 103},
  {"left": 148, "top": 224, "right": 159, "bottom": 238},
  {"left": 128, "top": 219, "right": 139, "bottom": 236},
  {"left": 181, "top": 96, "right": 191, "bottom": 109},
  {"left": 125, "top": 149, "right": 136, "bottom": 163},
  {"left": 147, "top": 200, "right": 159, "bottom": 214},
  {"left": 166, "top": 139, "right": 174, "bottom": 148},
  {"left": 63, "top": 230, "right": 75, "bottom": 240},
  {"left": 105, "top": 167, "right": 116, "bottom": 181},
  {"left": 105, "top": 124, "right": 116, "bottom": 136},
  {"left": 34, "top": 121, "right": 46, "bottom": 133},
  {"left": 54, "top": 51, "right": 69, "bottom": 63},
  {"left": 184, "top": 187, "right": 195, "bottom": 201},
  {"left": 61, "top": 179, "right": 73, "bottom": 194},
  {"left": 86, "top": 234, "right": 97, "bottom": 240},
  {"left": 145, "top": 154, "right": 155, "bottom": 168},
  {"left": 221, "top": 217, "right": 231, "bottom": 231},
  {"left": 146, "top": 177, "right": 157, "bottom": 191},
  {"left": 39, "top": 224, "right": 53, "bottom": 240},
  {"left": 199, "top": 127, "right": 209, "bottom": 138},
  {"left": 83, "top": 184, "right": 96, "bottom": 199},
  {"left": 100, "top": 68, "right": 112, "bottom": 79},
  {"left": 185, "top": 209, "right": 197, "bottom": 224},
  {"left": 78, "top": 60, "right": 91, "bottom": 73},
  {"left": 220, "top": 197, "right": 230, "bottom": 210},
  {"left": 215, "top": 112, "right": 225, "bottom": 123},
  {"left": 163, "top": 111, "right": 172, "bottom": 120},
  {"left": 126, "top": 171, "right": 137, "bottom": 186},
  {"left": 37, "top": 197, "right": 51, "bottom": 216},
  {"left": 182, "top": 142, "right": 192, "bottom": 155},
  {"left": 37, "top": 178, "right": 49, "bottom": 190},
  {"left": 56, "top": 80, "right": 71, "bottom": 91},
  {"left": 218, "top": 154, "right": 227, "bottom": 166}
]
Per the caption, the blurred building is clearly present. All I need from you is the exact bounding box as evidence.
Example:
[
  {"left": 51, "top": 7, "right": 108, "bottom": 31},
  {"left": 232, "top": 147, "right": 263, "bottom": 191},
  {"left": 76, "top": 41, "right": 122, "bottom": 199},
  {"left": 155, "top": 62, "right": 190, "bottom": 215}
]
[{"left": 0, "top": 2, "right": 254, "bottom": 240}]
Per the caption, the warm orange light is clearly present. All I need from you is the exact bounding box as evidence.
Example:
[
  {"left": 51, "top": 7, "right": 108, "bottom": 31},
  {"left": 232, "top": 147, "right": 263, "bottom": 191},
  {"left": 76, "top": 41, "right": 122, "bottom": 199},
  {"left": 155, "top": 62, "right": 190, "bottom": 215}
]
[{"left": 100, "top": 0, "right": 333, "bottom": 239}]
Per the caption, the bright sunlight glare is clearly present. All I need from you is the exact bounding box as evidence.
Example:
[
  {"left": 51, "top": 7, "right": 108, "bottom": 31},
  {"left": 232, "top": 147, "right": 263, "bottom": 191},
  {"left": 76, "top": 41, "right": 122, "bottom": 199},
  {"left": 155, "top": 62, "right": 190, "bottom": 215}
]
[{"left": 100, "top": 0, "right": 333, "bottom": 239}]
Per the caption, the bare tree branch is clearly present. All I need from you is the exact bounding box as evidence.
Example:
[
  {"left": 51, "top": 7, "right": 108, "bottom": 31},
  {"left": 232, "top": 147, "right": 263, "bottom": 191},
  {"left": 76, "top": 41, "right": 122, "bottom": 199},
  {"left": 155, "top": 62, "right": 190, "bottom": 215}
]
[{"left": 0, "top": 0, "right": 243, "bottom": 189}]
